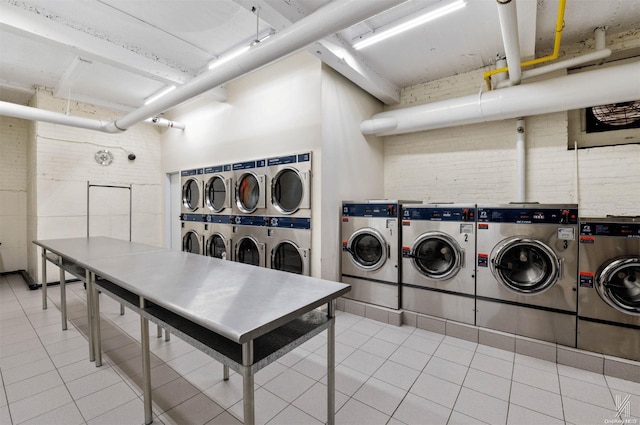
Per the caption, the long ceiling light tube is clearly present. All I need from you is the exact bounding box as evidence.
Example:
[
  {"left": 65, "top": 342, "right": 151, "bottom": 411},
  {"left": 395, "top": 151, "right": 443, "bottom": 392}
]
[
  {"left": 112, "top": 0, "right": 405, "bottom": 132},
  {"left": 0, "top": 0, "right": 405, "bottom": 133},
  {"left": 352, "top": 0, "right": 467, "bottom": 50},
  {"left": 360, "top": 61, "right": 640, "bottom": 136}
]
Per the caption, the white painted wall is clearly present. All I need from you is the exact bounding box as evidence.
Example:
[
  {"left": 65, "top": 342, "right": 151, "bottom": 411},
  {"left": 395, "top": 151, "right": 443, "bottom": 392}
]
[
  {"left": 384, "top": 32, "right": 640, "bottom": 216},
  {"left": 320, "top": 65, "right": 384, "bottom": 281},
  {"left": 163, "top": 52, "right": 324, "bottom": 274},
  {"left": 28, "top": 88, "right": 163, "bottom": 282},
  {"left": 0, "top": 116, "right": 28, "bottom": 272}
]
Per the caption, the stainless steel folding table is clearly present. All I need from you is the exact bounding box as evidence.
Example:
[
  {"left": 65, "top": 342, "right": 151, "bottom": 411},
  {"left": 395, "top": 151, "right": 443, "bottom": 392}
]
[
  {"left": 34, "top": 238, "right": 350, "bottom": 425},
  {"left": 33, "top": 237, "right": 166, "bottom": 364}
]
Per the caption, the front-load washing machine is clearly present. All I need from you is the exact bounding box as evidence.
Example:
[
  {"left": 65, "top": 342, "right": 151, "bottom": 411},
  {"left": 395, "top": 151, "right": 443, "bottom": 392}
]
[
  {"left": 577, "top": 217, "right": 640, "bottom": 361},
  {"left": 233, "top": 159, "right": 267, "bottom": 215},
  {"left": 401, "top": 204, "right": 477, "bottom": 325},
  {"left": 266, "top": 152, "right": 311, "bottom": 218},
  {"left": 181, "top": 214, "right": 204, "bottom": 255},
  {"left": 341, "top": 200, "right": 417, "bottom": 309},
  {"left": 181, "top": 168, "right": 204, "bottom": 214},
  {"left": 232, "top": 216, "right": 267, "bottom": 267},
  {"left": 203, "top": 164, "right": 233, "bottom": 215},
  {"left": 266, "top": 216, "right": 311, "bottom": 275},
  {"left": 204, "top": 214, "right": 234, "bottom": 261},
  {"left": 476, "top": 204, "right": 579, "bottom": 346}
]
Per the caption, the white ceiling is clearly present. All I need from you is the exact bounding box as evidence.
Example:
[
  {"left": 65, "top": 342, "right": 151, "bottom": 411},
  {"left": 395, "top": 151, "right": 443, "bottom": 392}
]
[{"left": 0, "top": 0, "right": 638, "bottom": 112}]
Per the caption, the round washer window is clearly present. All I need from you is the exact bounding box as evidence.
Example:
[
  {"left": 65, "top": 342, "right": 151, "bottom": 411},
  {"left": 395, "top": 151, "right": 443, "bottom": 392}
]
[
  {"left": 596, "top": 256, "right": 640, "bottom": 316},
  {"left": 272, "top": 168, "right": 303, "bottom": 214},
  {"left": 236, "top": 173, "right": 260, "bottom": 213},
  {"left": 412, "top": 232, "right": 461, "bottom": 281},
  {"left": 272, "top": 241, "right": 303, "bottom": 274},
  {"left": 236, "top": 237, "right": 260, "bottom": 266},
  {"left": 205, "top": 176, "right": 227, "bottom": 212},
  {"left": 207, "top": 233, "right": 227, "bottom": 259},
  {"left": 347, "top": 229, "right": 386, "bottom": 271},
  {"left": 491, "top": 238, "right": 559, "bottom": 294},
  {"left": 182, "top": 231, "right": 200, "bottom": 254},
  {"left": 182, "top": 178, "right": 200, "bottom": 211}
]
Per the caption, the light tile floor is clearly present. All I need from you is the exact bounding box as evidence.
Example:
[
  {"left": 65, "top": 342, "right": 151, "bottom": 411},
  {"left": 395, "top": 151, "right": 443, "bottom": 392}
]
[{"left": 1, "top": 273, "right": 639, "bottom": 425}]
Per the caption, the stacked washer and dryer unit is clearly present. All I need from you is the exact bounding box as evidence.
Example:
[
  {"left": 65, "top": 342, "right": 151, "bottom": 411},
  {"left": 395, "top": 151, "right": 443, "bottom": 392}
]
[
  {"left": 180, "top": 168, "right": 205, "bottom": 255},
  {"left": 180, "top": 152, "right": 312, "bottom": 276}
]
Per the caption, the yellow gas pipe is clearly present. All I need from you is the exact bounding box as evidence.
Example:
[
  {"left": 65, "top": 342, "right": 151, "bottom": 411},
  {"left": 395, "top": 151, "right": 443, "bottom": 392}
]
[{"left": 484, "top": 0, "right": 567, "bottom": 90}]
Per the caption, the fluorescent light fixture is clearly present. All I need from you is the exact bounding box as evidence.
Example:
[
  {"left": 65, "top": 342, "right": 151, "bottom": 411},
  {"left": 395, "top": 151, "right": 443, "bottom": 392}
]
[
  {"left": 353, "top": 0, "right": 467, "bottom": 50},
  {"left": 144, "top": 85, "right": 176, "bottom": 105},
  {"left": 208, "top": 45, "right": 251, "bottom": 70}
]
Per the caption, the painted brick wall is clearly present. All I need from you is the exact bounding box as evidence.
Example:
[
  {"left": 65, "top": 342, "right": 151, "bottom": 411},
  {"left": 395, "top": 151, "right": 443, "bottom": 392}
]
[
  {"left": 28, "top": 88, "right": 163, "bottom": 282},
  {"left": 0, "top": 116, "right": 29, "bottom": 272},
  {"left": 384, "top": 31, "right": 640, "bottom": 216}
]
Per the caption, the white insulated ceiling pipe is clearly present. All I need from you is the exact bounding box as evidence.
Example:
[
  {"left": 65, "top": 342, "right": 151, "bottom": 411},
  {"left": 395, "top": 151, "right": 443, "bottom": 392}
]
[
  {"left": 113, "top": 0, "right": 406, "bottom": 131},
  {"left": 496, "top": 0, "right": 522, "bottom": 86},
  {"left": 360, "top": 61, "right": 640, "bottom": 136}
]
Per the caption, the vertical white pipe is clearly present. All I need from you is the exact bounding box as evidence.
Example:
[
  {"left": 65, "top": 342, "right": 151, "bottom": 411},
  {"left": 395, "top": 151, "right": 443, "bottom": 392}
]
[
  {"left": 497, "top": 0, "right": 522, "bottom": 86},
  {"left": 516, "top": 118, "right": 526, "bottom": 202},
  {"left": 574, "top": 141, "right": 579, "bottom": 205},
  {"left": 594, "top": 27, "right": 606, "bottom": 51}
]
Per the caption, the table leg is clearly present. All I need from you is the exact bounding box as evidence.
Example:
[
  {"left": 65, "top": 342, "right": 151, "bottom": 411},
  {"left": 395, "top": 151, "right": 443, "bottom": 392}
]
[
  {"left": 157, "top": 325, "right": 162, "bottom": 338},
  {"left": 327, "top": 300, "right": 336, "bottom": 425},
  {"left": 140, "top": 297, "right": 153, "bottom": 425},
  {"left": 242, "top": 341, "right": 255, "bottom": 425},
  {"left": 165, "top": 329, "right": 170, "bottom": 341},
  {"left": 223, "top": 365, "right": 229, "bottom": 381},
  {"left": 91, "top": 272, "right": 102, "bottom": 367},
  {"left": 59, "top": 258, "right": 67, "bottom": 330},
  {"left": 86, "top": 269, "right": 95, "bottom": 362},
  {"left": 41, "top": 248, "right": 47, "bottom": 310},
  {"left": 120, "top": 304, "right": 125, "bottom": 315}
]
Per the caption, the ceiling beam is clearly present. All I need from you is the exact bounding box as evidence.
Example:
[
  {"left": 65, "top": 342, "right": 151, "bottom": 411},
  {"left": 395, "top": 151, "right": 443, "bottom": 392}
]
[
  {"left": 516, "top": 0, "right": 537, "bottom": 61},
  {"left": 233, "top": 0, "right": 400, "bottom": 105},
  {"left": 0, "top": 3, "right": 193, "bottom": 86}
]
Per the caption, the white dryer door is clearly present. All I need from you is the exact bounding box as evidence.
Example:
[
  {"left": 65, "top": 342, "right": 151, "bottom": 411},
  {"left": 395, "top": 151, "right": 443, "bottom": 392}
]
[
  {"left": 410, "top": 232, "right": 464, "bottom": 281},
  {"left": 490, "top": 237, "right": 560, "bottom": 294},
  {"left": 205, "top": 175, "right": 231, "bottom": 212},
  {"left": 235, "top": 236, "right": 265, "bottom": 267},
  {"left": 206, "top": 233, "right": 230, "bottom": 260},
  {"left": 596, "top": 256, "right": 640, "bottom": 316},
  {"left": 271, "top": 241, "right": 309, "bottom": 275},
  {"left": 182, "top": 178, "right": 201, "bottom": 211},
  {"left": 182, "top": 230, "right": 202, "bottom": 254},
  {"left": 271, "top": 168, "right": 310, "bottom": 214},
  {"left": 346, "top": 228, "right": 388, "bottom": 271}
]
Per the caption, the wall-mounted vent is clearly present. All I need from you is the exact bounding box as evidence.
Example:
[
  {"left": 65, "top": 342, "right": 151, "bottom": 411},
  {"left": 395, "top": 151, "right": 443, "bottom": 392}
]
[{"left": 586, "top": 101, "right": 640, "bottom": 133}]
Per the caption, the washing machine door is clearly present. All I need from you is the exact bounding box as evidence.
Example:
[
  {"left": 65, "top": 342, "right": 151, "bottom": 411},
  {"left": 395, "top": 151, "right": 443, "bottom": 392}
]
[
  {"left": 235, "top": 236, "right": 265, "bottom": 267},
  {"left": 595, "top": 256, "right": 640, "bottom": 316},
  {"left": 271, "top": 168, "right": 310, "bottom": 214},
  {"left": 182, "top": 231, "right": 201, "bottom": 254},
  {"left": 411, "top": 232, "right": 463, "bottom": 281},
  {"left": 205, "top": 175, "right": 231, "bottom": 212},
  {"left": 206, "top": 233, "right": 229, "bottom": 260},
  {"left": 490, "top": 237, "right": 560, "bottom": 294},
  {"left": 182, "top": 178, "right": 201, "bottom": 212},
  {"left": 271, "top": 240, "right": 309, "bottom": 275},
  {"left": 346, "top": 228, "right": 388, "bottom": 271},
  {"left": 236, "top": 172, "right": 266, "bottom": 213}
]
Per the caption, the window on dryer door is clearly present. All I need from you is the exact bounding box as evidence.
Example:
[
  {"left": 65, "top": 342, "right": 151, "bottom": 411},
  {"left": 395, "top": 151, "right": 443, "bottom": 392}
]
[{"left": 272, "top": 242, "right": 303, "bottom": 274}]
